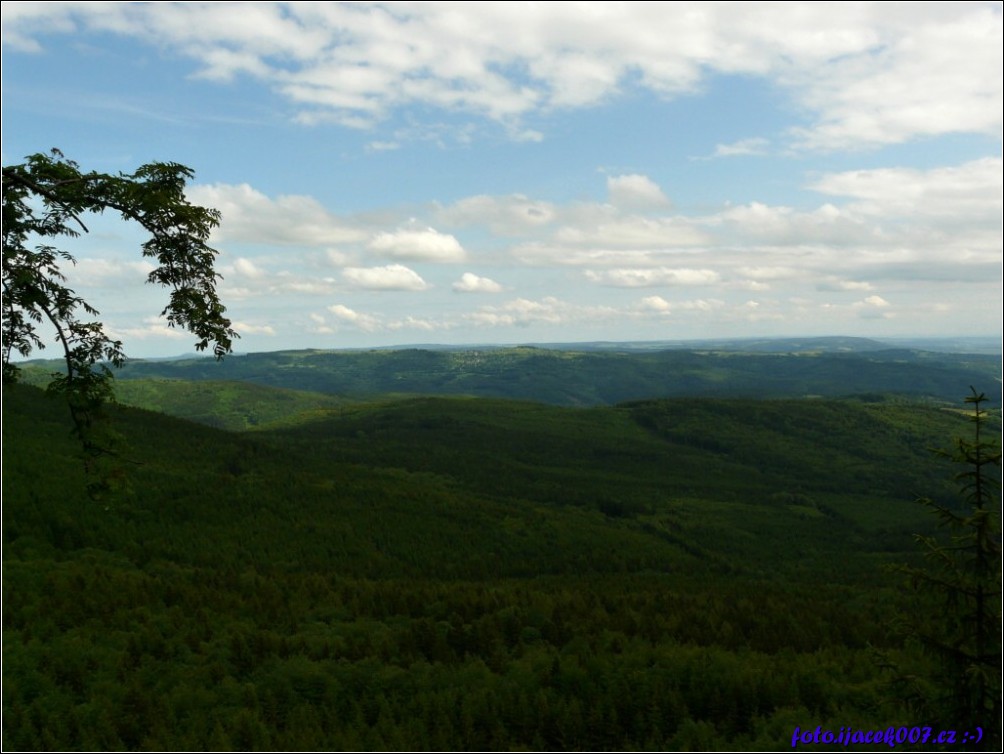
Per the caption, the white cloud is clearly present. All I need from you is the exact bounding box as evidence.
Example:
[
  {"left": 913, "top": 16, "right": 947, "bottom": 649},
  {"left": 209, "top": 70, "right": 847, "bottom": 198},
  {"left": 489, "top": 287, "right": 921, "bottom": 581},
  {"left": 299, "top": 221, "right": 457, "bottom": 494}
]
[
  {"left": 232, "top": 321, "right": 276, "bottom": 336},
  {"left": 307, "top": 312, "right": 334, "bottom": 334},
  {"left": 169, "top": 164, "right": 1001, "bottom": 338},
  {"left": 606, "top": 174, "right": 670, "bottom": 210},
  {"left": 437, "top": 194, "right": 557, "bottom": 235},
  {"left": 714, "top": 201, "right": 873, "bottom": 246},
  {"left": 735, "top": 266, "right": 801, "bottom": 281},
  {"left": 321, "top": 305, "right": 442, "bottom": 333},
  {"left": 861, "top": 295, "right": 890, "bottom": 308},
  {"left": 66, "top": 258, "right": 155, "bottom": 287},
  {"left": 514, "top": 244, "right": 698, "bottom": 268},
  {"left": 816, "top": 278, "right": 874, "bottom": 292},
  {"left": 368, "top": 228, "right": 466, "bottom": 262},
  {"left": 275, "top": 279, "right": 338, "bottom": 296},
  {"left": 640, "top": 295, "right": 672, "bottom": 313},
  {"left": 453, "top": 273, "right": 503, "bottom": 293},
  {"left": 7, "top": 3, "right": 998, "bottom": 147},
  {"left": 466, "top": 297, "right": 616, "bottom": 328},
  {"left": 809, "top": 157, "right": 1003, "bottom": 222},
  {"left": 555, "top": 216, "right": 709, "bottom": 249},
  {"left": 788, "top": 6, "right": 1002, "bottom": 150},
  {"left": 0, "top": 1, "right": 78, "bottom": 52},
  {"left": 586, "top": 268, "right": 720, "bottom": 287},
  {"left": 187, "top": 183, "right": 366, "bottom": 247},
  {"left": 324, "top": 249, "right": 353, "bottom": 266},
  {"left": 231, "top": 257, "right": 266, "bottom": 279},
  {"left": 215, "top": 261, "right": 344, "bottom": 300},
  {"left": 711, "top": 137, "right": 769, "bottom": 157},
  {"left": 342, "top": 264, "right": 428, "bottom": 291},
  {"left": 386, "top": 315, "right": 438, "bottom": 332},
  {"left": 854, "top": 294, "right": 894, "bottom": 320},
  {"left": 638, "top": 296, "right": 725, "bottom": 313},
  {"left": 735, "top": 280, "right": 772, "bottom": 292},
  {"left": 327, "top": 304, "right": 380, "bottom": 332},
  {"left": 109, "top": 315, "right": 187, "bottom": 341}
]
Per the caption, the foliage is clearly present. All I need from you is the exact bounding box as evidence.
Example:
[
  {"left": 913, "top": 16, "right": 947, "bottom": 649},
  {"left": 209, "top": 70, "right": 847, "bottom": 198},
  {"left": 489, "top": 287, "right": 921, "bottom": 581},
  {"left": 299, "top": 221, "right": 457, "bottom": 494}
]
[
  {"left": 895, "top": 388, "right": 1001, "bottom": 747},
  {"left": 3, "top": 383, "right": 988, "bottom": 749},
  {"left": 106, "top": 378, "right": 346, "bottom": 431},
  {"left": 2, "top": 149, "right": 237, "bottom": 464}
]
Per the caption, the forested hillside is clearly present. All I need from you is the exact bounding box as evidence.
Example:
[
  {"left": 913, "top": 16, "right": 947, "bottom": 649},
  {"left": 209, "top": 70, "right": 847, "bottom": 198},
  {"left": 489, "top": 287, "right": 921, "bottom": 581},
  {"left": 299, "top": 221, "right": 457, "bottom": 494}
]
[
  {"left": 21, "top": 341, "right": 1001, "bottom": 410},
  {"left": 3, "top": 380, "right": 995, "bottom": 750}
]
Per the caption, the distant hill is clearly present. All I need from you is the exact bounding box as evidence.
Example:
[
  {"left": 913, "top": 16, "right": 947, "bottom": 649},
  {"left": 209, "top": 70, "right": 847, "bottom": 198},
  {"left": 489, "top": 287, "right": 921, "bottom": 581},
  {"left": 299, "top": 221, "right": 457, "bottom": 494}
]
[
  {"left": 17, "top": 338, "right": 999, "bottom": 430},
  {"left": 103, "top": 342, "right": 1001, "bottom": 406},
  {"left": 531, "top": 335, "right": 899, "bottom": 352}
]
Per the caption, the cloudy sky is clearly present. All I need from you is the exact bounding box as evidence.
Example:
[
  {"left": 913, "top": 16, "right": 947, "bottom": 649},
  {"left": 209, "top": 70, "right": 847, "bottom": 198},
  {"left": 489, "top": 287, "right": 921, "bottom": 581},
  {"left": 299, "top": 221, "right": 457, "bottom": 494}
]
[{"left": 2, "top": 1, "right": 1001, "bottom": 356}]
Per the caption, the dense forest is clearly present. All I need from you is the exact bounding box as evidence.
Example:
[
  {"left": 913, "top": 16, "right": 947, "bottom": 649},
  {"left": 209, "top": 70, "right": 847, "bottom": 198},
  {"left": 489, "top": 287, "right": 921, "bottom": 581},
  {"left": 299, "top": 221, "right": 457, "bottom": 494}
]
[
  {"left": 3, "top": 345, "right": 1001, "bottom": 751},
  {"left": 19, "top": 339, "right": 1002, "bottom": 411}
]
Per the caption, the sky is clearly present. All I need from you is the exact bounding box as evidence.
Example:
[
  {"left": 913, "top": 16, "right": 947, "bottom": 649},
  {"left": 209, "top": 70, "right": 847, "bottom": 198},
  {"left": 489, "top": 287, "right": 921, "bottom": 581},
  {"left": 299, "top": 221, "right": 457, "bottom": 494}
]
[{"left": 2, "top": 1, "right": 1002, "bottom": 357}]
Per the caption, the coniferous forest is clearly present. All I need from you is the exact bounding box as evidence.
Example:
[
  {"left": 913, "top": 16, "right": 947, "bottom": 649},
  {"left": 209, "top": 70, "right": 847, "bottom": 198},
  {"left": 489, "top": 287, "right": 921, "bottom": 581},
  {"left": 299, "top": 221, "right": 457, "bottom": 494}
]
[{"left": 2, "top": 343, "right": 1001, "bottom": 751}]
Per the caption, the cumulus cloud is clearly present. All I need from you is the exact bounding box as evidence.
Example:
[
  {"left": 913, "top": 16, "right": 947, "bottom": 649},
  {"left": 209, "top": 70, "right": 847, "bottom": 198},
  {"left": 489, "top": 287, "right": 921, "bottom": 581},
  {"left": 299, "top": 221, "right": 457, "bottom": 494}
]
[
  {"left": 585, "top": 268, "right": 720, "bottom": 287},
  {"left": 368, "top": 228, "right": 466, "bottom": 262},
  {"left": 158, "top": 163, "right": 1004, "bottom": 339},
  {"left": 66, "top": 258, "right": 155, "bottom": 287},
  {"left": 861, "top": 295, "right": 890, "bottom": 308},
  {"left": 453, "top": 273, "right": 503, "bottom": 293},
  {"left": 386, "top": 315, "right": 437, "bottom": 332},
  {"left": 187, "top": 183, "right": 366, "bottom": 247},
  {"left": 854, "top": 294, "right": 894, "bottom": 319},
  {"left": 109, "top": 315, "right": 187, "bottom": 341},
  {"left": 735, "top": 266, "right": 801, "bottom": 281},
  {"left": 342, "top": 264, "right": 428, "bottom": 291},
  {"left": 307, "top": 312, "right": 334, "bottom": 334},
  {"left": 327, "top": 304, "right": 380, "bottom": 332},
  {"left": 324, "top": 249, "right": 353, "bottom": 266},
  {"left": 231, "top": 257, "right": 266, "bottom": 279},
  {"left": 606, "top": 174, "right": 670, "bottom": 210},
  {"left": 513, "top": 244, "right": 702, "bottom": 268},
  {"left": 816, "top": 278, "right": 874, "bottom": 292},
  {"left": 809, "top": 157, "right": 1003, "bottom": 222},
  {"left": 639, "top": 295, "right": 672, "bottom": 313},
  {"left": 466, "top": 297, "right": 616, "bottom": 328},
  {"left": 6, "top": 3, "right": 998, "bottom": 147},
  {"left": 437, "top": 194, "right": 557, "bottom": 235},
  {"left": 275, "top": 278, "right": 339, "bottom": 296},
  {"left": 713, "top": 201, "right": 874, "bottom": 247},
  {"left": 638, "top": 296, "right": 725, "bottom": 313},
  {"left": 787, "top": 6, "right": 1002, "bottom": 150},
  {"left": 320, "top": 305, "right": 442, "bottom": 333},
  {"left": 554, "top": 216, "right": 709, "bottom": 249},
  {"left": 231, "top": 321, "right": 276, "bottom": 336}
]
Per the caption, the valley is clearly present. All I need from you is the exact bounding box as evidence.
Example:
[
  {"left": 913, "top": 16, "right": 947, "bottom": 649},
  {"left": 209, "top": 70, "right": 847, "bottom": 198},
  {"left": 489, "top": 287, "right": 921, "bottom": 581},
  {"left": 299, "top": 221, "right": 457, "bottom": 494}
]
[{"left": 3, "top": 339, "right": 1000, "bottom": 750}]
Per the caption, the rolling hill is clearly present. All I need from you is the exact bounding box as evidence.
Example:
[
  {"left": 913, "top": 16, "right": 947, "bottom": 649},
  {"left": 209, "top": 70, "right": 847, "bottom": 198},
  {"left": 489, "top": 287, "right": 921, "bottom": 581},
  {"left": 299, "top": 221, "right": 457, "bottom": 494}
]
[
  {"left": 4, "top": 378, "right": 996, "bottom": 749},
  {"left": 18, "top": 339, "right": 1002, "bottom": 417}
]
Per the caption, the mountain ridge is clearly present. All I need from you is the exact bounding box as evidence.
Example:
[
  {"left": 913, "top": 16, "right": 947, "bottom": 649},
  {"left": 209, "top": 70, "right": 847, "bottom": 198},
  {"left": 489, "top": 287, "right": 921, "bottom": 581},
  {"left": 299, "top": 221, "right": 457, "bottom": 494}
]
[{"left": 18, "top": 338, "right": 1000, "bottom": 415}]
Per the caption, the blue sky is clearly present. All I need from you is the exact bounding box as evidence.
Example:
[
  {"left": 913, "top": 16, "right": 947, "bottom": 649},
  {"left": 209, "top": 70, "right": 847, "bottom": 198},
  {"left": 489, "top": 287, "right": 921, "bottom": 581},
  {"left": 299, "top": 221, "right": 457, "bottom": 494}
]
[{"left": 2, "top": 2, "right": 1001, "bottom": 357}]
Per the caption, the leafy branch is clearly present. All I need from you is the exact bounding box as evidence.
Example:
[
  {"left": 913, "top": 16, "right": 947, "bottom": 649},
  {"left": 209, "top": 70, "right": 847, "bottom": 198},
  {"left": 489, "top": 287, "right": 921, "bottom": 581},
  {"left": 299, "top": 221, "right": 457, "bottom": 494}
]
[{"left": 3, "top": 149, "right": 239, "bottom": 493}]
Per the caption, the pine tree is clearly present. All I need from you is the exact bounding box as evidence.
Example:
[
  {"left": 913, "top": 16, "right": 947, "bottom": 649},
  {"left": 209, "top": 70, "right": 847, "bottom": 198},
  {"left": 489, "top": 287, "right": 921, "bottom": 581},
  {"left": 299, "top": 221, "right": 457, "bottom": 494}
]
[{"left": 898, "top": 388, "right": 1001, "bottom": 748}]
